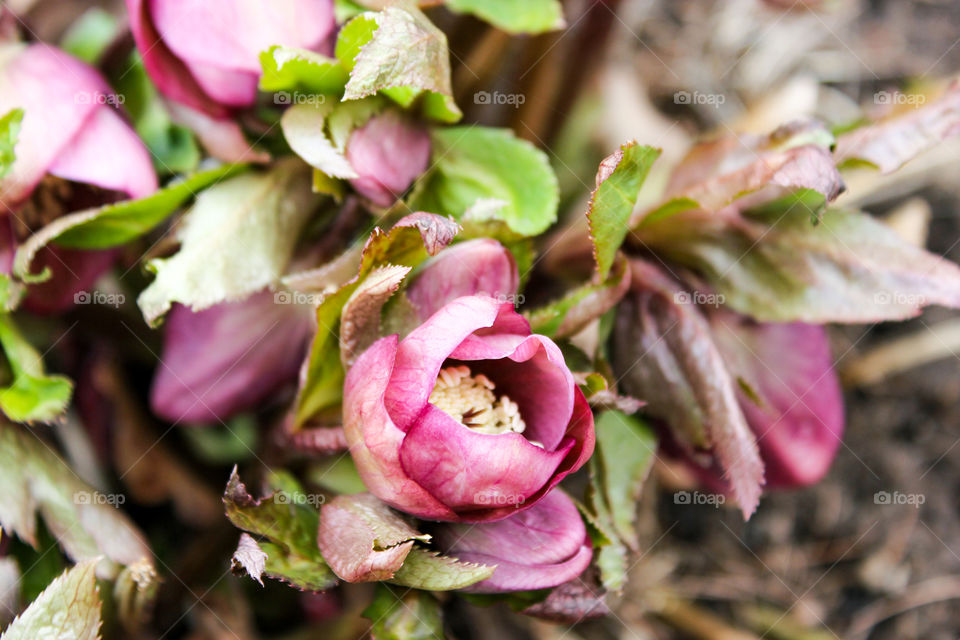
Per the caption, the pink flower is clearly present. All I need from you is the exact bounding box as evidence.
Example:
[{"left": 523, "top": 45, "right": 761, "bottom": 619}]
[
  {"left": 343, "top": 240, "right": 594, "bottom": 522},
  {"left": 126, "top": 0, "right": 334, "bottom": 161},
  {"left": 434, "top": 489, "right": 593, "bottom": 592},
  {"left": 0, "top": 44, "right": 157, "bottom": 312},
  {"left": 345, "top": 109, "right": 431, "bottom": 207},
  {"left": 709, "top": 312, "right": 844, "bottom": 487},
  {"left": 151, "top": 290, "right": 314, "bottom": 424}
]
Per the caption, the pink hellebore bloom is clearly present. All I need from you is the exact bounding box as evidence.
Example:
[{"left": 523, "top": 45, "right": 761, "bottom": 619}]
[
  {"left": 150, "top": 290, "right": 314, "bottom": 424},
  {"left": 126, "top": 0, "right": 335, "bottom": 160},
  {"left": 343, "top": 240, "right": 594, "bottom": 522},
  {"left": 709, "top": 312, "right": 844, "bottom": 487},
  {"left": 434, "top": 489, "right": 593, "bottom": 592},
  {"left": 0, "top": 44, "right": 157, "bottom": 312},
  {"left": 345, "top": 109, "right": 431, "bottom": 207}
]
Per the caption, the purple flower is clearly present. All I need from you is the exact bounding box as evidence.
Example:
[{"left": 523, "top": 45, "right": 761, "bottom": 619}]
[
  {"left": 434, "top": 489, "right": 593, "bottom": 592},
  {"left": 150, "top": 290, "right": 314, "bottom": 424},
  {"left": 343, "top": 240, "right": 594, "bottom": 522},
  {"left": 0, "top": 44, "right": 157, "bottom": 312},
  {"left": 345, "top": 110, "right": 431, "bottom": 207}
]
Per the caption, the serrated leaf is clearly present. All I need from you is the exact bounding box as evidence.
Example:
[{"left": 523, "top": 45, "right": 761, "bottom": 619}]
[
  {"left": 638, "top": 192, "right": 960, "bottom": 323},
  {"left": 259, "top": 45, "right": 349, "bottom": 94},
  {"left": 588, "top": 143, "right": 660, "bottom": 279},
  {"left": 525, "top": 253, "right": 630, "bottom": 339},
  {"left": 363, "top": 584, "right": 445, "bottom": 640},
  {"left": 223, "top": 468, "right": 337, "bottom": 591},
  {"left": 14, "top": 164, "right": 243, "bottom": 283},
  {"left": 390, "top": 548, "right": 494, "bottom": 591},
  {"left": 138, "top": 162, "right": 319, "bottom": 326},
  {"left": 0, "top": 314, "right": 72, "bottom": 423},
  {"left": 0, "top": 108, "right": 23, "bottom": 180},
  {"left": 232, "top": 533, "right": 268, "bottom": 586},
  {"left": 445, "top": 0, "right": 564, "bottom": 34},
  {"left": 0, "top": 422, "right": 154, "bottom": 578},
  {"left": 409, "top": 126, "right": 559, "bottom": 237},
  {"left": 340, "top": 265, "right": 410, "bottom": 366},
  {"left": 337, "top": 7, "right": 461, "bottom": 122},
  {"left": 293, "top": 213, "right": 459, "bottom": 426},
  {"left": 0, "top": 560, "right": 100, "bottom": 640}
]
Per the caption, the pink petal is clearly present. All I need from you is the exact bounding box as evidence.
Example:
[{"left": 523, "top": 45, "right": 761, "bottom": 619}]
[
  {"left": 343, "top": 335, "right": 458, "bottom": 520},
  {"left": 450, "top": 332, "right": 575, "bottom": 451},
  {"left": 398, "top": 403, "right": 572, "bottom": 513},
  {"left": 126, "top": 0, "right": 229, "bottom": 118},
  {"left": 150, "top": 290, "right": 313, "bottom": 423},
  {"left": 181, "top": 59, "right": 261, "bottom": 107},
  {"left": 436, "top": 490, "right": 593, "bottom": 592},
  {"left": 406, "top": 239, "right": 519, "bottom": 321},
  {"left": 150, "top": 0, "right": 334, "bottom": 74},
  {"left": 346, "top": 110, "right": 431, "bottom": 207},
  {"left": 165, "top": 101, "right": 270, "bottom": 163},
  {"left": 0, "top": 45, "right": 107, "bottom": 204},
  {"left": 384, "top": 296, "right": 507, "bottom": 431},
  {"left": 48, "top": 106, "right": 157, "bottom": 199},
  {"left": 710, "top": 312, "right": 844, "bottom": 487}
]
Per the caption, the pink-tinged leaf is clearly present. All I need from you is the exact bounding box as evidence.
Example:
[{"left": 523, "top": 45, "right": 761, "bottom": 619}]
[
  {"left": 232, "top": 533, "right": 268, "bottom": 586},
  {"left": 709, "top": 312, "right": 844, "bottom": 487},
  {"left": 340, "top": 265, "right": 411, "bottom": 367},
  {"left": 835, "top": 82, "right": 960, "bottom": 173},
  {"left": 648, "top": 120, "right": 842, "bottom": 222},
  {"left": 317, "top": 493, "right": 428, "bottom": 583},
  {"left": 522, "top": 568, "right": 609, "bottom": 623},
  {"left": 612, "top": 259, "right": 764, "bottom": 518}
]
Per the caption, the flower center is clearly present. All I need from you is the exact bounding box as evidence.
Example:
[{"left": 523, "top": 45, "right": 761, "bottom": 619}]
[{"left": 429, "top": 366, "right": 527, "bottom": 436}]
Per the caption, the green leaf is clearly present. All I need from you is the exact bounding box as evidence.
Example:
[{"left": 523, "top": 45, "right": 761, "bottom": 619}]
[
  {"left": 308, "top": 455, "right": 367, "bottom": 495},
  {"left": 138, "top": 162, "right": 319, "bottom": 326},
  {"left": 223, "top": 468, "right": 337, "bottom": 591},
  {"left": 445, "top": 0, "right": 564, "bottom": 34},
  {"left": 409, "top": 127, "right": 559, "bottom": 237},
  {"left": 0, "top": 108, "right": 23, "bottom": 180},
  {"left": 363, "top": 584, "right": 445, "bottom": 640},
  {"left": 525, "top": 253, "right": 630, "bottom": 339},
  {"left": 293, "top": 214, "right": 459, "bottom": 426},
  {"left": 111, "top": 53, "right": 200, "bottom": 174},
  {"left": 0, "top": 422, "right": 155, "bottom": 579},
  {"left": 13, "top": 164, "right": 244, "bottom": 283},
  {"left": 591, "top": 411, "right": 656, "bottom": 550},
  {"left": 60, "top": 7, "right": 118, "bottom": 63},
  {"left": 259, "top": 45, "right": 349, "bottom": 95},
  {"left": 587, "top": 143, "right": 660, "bottom": 279},
  {"left": 337, "top": 7, "right": 461, "bottom": 122},
  {"left": 281, "top": 102, "right": 358, "bottom": 178},
  {"left": 0, "top": 560, "right": 100, "bottom": 640},
  {"left": 0, "top": 315, "right": 72, "bottom": 423},
  {"left": 389, "top": 548, "right": 494, "bottom": 591}
]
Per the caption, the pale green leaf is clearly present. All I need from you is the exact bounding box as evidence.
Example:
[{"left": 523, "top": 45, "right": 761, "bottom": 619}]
[
  {"left": 259, "top": 45, "right": 349, "bottom": 94},
  {"left": 408, "top": 126, "right": 559, "bottom": 237},
  {"left": 0, "top": 560, "right": 100, "bottom": 640},
  {"left": 60, "top": 8, "right": 118, "bottom": 63},
  {"left": 281, "top": 102, "right": 358, "bottom": 178},
  {"left": 390, "top": 548, "right": 494, "bottom": 591},
  {"left": 0, "top": 108, "right": 23, "bottom": 180},
  {"left": 137, "top": 162, "right": 320, "bottom": 326},
  {"left": 0, "top": 315, "right": 72, "bottom": 423},
  {"left": 363, "top": 585, "right": 445, "bottom": 640},
  {"left": 446, "top": 0, "right": 564, "bottom": 34}
]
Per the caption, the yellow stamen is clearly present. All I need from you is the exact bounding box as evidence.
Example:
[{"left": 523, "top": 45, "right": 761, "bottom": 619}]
[{"left": 429, "top": 366, "right": 527, "bottom": 436}]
